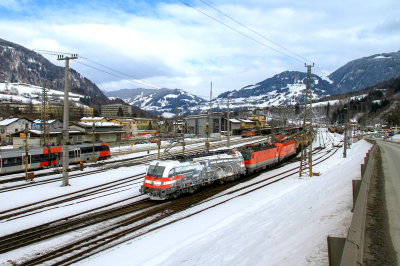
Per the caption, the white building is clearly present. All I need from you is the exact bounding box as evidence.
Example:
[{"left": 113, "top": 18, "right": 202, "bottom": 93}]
[{"left": 0, "top": 117, "right": 32, "bottom": 143}]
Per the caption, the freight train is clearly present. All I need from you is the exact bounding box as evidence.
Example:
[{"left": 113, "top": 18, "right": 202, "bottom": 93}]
[
  {"left": 0, "top": 142, "right": 111, "bottom": 174},
  {"left": 140, "top": 150, "right": 246, "bottom": 200},
  {"left": 140, "top": 132, "right": 314, "bottom": 200}
]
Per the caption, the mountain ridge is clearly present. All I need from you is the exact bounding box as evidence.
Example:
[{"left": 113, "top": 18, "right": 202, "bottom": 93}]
[{"left": 0, "top": 38, "right": 107, "bottom": 99}]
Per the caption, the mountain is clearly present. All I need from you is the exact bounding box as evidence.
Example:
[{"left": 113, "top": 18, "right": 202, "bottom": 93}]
[
  {"left": 105, "top": 88, "right": 155, "bottom": 98},
  {"left": 218, "top": 70, "right": 333, "bottom": 102},
  {"left": 212, "top": 50, "right": 400, "bottom": 111},
  {"left": 107, "top": 88, "right": 207, "bottom": 114},
  {"left": 328, "top": 50, "right": 400, "bottom": 93},
  {"left": 0, "top": 38, "right": 107, "bottom": 99}
]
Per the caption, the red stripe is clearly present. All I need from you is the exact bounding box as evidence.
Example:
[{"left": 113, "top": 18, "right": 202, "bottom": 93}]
[
  {"left": 50, "top": 147, "right": 62, "bottom": 153},
  {"left": 143, "top": 183, "right": 171, "bottom": 189},
  {"left": 145, "top": 174, "right": 185, "bottom": 182},
  {"left": 39, "top": 162, "right": 49, "bottom": 167},
  {"left": 99, "top": 151, "right": 110, "bottom": 157}
]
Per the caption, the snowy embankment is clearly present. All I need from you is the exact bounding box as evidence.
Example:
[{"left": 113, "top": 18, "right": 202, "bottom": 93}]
[{"left": 81, "top": 133, "right": 372, "bottom": 266}]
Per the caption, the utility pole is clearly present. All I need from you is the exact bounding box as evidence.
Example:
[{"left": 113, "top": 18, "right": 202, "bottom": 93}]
[
  {"left": 348, "top": 98, "right": 352, "bottom": 148},
  {"left": 271, "top": 119, "right": 274, "bottom": 143},
  {"left": 206, "top": 82, "right": 212, "bottom": 152},
  {"left": 24, "top": 123, "right": 29, "bottom": 180},
  {"left": 41, "top": 79, "right": 49, "bottom": 146},
  {"left": 227, "top": 97, "right": 230, "bottom": 148},
  {"left": 92, "top": 122, "right": 96, "bottom": 162},
  {"left": 209, "top": 82, "right": 212, "bottom": 136},
  {"left": 157, "top": 125, "right": 161, "bottom": 159},
  {"left": 182, "top": 122, "right": 186, "bottom": 156},
  {"left": 299, "top": 63, "right": 314, "bottom": 177},
  {"left": 57, "top": 54, "right": 78, "bottom": 187},
  {"left": 343, "top": 104, "right": 347, "bottom": 158},
  {"left": 175, "top": 101, "right": 178, "bottom": 138}
]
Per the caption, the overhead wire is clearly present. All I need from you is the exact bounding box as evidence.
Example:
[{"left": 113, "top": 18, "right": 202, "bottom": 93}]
[
  {"left": 33, "top": 50, "right": 165, "bottom": 90},
  {"left": 73, "top": 61, "right": 162, "bottom": 90},
  {"left": 176, "top": 0, "right": 305, "bottom": 64},
  {"left": 182, "top": 0, "right": 330, "bottom": 80},
  {"left": 196, "top": 0, "right": 312, "bottom": 64}
]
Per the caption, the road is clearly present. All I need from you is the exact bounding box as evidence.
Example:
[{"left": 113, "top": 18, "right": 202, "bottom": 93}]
[{"left": 376, "top": 139, "right": 400, "bottom": 262}]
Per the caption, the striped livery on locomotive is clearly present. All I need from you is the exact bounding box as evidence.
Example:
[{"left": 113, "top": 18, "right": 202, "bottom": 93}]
[{"left": 140, "top": 151, "right": 246, "bottom": 200}]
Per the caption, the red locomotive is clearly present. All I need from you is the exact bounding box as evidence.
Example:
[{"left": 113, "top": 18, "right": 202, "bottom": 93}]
[{"left": 241, "top": 129, "right": 259, "bottom": 138}]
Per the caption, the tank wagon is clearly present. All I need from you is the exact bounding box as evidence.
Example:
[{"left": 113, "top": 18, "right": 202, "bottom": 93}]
[
  {"left": 140, "top": 151, "right": 246, "bottom": 200},
  {"left": 0, "top": 143, "right": 110, "bottom": 174}
]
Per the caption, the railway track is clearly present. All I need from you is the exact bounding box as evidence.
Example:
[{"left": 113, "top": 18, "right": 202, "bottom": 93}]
[
  {"left": 0, "top": 136, "right": 267, "bottom": 187},
  {"left": 0, "top": 173, "right": 147, "bottom": 222},
  {"left": 16, "top": 144, "right": 338, "bottom": 266},
  {"left": 3, "top": 137, "right": 336, "bottom": 265}
]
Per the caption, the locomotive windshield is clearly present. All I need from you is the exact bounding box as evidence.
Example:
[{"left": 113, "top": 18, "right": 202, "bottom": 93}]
[
  {"left": 242, "top": 153, "right": 251, "bottom": 160},
  {"left": 148, "top": 165, "right": 166, "bottom": 177}
]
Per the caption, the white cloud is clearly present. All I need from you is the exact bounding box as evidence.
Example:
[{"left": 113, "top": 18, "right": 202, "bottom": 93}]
[{"left": 0, "top": 0, "right": 399, "bottom": 97}]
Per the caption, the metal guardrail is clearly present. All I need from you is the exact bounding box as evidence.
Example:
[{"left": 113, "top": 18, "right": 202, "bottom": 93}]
[{"left": 328, "top": 141, "right": 378, "bottom": 266}]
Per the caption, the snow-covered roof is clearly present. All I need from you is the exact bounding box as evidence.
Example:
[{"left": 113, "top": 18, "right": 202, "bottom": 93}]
[
  {"left": 114, "top": 118, "right": 135, "bottom": 122},
  {"left": 241, "top": 119, "right": 255, "bottom": 123},
  {"left": 0, "top": 118, "right": 19, "bottom": 126},
  {"left": 33, "top": 119, "right": 57, "bottom": 124},
  {"left": 75, "top": 122, "right": 121, "bottom": 127},
  {"left": 229, "top": 119, "right": 241, "bottom": 123},
  {"left": 81, "top": 117, "right": 105, "bottom": 121},
  {"left": 29, "top": 130, "right": 81, "bottom": 135}
]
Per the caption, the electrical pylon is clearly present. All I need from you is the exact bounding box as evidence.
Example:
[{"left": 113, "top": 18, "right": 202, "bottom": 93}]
[
  {"left": 41, "top": 80, "right": 50, "bottom": 146},
  {"left": 299, "top": 63, "right": 314, "bottom": 177}
]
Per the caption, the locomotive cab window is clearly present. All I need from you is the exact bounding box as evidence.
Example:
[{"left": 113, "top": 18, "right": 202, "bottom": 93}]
[
  {"left": 168, "top": 168, "right": 176, "bottom": 177},
  {"left": 242, "top": 153, "right": 251, "bottom": 160},
  {"left": 148, "top": 165, "right": 165, "bottom": 177}
]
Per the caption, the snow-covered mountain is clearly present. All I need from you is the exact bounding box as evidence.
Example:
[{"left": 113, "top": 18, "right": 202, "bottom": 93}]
[
  {"left": 217, "top": 71, "right": 332, "bottom": 105},
  {"left": 0, "top": 82, "right": 89, "bottom": 107},
  {"left": 328, "top": 50, "right": 400, "bottom": 93},
  {"left": 106, "top": 88, "right": 207, "bottom": 114},
  {"left": 0, "top": 38, "right": 107, "bottom": 100},
  {"left": 109, "top": 50, "right": 400, "bottom": 115}
]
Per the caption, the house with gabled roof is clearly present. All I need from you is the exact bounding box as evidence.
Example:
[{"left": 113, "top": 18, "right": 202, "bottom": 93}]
[{"left": 0, "top": 117, "right": 33, "bottom": 143}]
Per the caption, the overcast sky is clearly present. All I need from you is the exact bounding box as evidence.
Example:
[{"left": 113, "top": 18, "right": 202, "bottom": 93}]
[{"left": 1, "top": 0, "right": 399, "bottom": 98}]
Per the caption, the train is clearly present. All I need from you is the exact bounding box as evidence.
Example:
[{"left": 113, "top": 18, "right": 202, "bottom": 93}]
[
  {"left": 140, "top": 131, "right": 314, "bottom": 200},
  {"left": 0, "top": 142, "right": 111, "bottom": 175},
  {"left": 241, "top": 129, "right": 259, "bottom": 138},
  {"left": 240, "top": 132, "right": 314, "bottom": 174},
  {"left": 140, "top": 150, "right": 246, "bottom": 200}
]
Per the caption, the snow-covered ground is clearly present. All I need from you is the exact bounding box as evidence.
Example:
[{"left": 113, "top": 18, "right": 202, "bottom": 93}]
[{"left": 0, "top": 130, "right": 372, "bottom": 266}]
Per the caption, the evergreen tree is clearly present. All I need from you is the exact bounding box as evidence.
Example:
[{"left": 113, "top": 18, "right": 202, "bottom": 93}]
[
  {"left": 117, "top": 106, "right": 124, "bottom": 117},
  {"left": 326, "top": 102, "right": 330, "bottom": 118}
]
